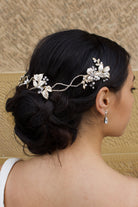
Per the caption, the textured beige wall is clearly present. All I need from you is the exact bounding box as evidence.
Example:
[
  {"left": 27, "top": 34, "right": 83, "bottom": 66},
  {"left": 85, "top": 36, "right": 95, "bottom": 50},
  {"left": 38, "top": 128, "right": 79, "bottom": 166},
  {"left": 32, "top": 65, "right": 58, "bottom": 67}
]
[
  {"left": 0, "top": 0, "right": 138, "bottom": 73},
  {"left": 0, "top": 0, "right": 138, "bottom": 177}
]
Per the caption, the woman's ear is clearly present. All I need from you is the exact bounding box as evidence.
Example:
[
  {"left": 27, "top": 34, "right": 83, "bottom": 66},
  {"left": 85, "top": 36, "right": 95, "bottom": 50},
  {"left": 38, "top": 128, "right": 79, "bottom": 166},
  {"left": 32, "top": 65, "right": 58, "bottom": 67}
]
[{"left": 95, "top": 87, "right": 110, "bottom": 116}]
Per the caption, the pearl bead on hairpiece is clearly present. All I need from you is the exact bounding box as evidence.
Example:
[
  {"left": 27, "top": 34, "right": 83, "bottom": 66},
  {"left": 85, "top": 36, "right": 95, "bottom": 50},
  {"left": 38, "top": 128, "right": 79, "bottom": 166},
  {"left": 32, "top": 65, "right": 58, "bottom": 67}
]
[{"left": 18, "top": 57, "right": 110, "bottom": 99}]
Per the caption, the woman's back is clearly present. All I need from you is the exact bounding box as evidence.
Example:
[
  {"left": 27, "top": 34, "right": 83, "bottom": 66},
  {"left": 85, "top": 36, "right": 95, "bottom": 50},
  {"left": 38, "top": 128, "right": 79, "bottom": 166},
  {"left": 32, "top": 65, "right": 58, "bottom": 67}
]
[{"left": 3, "top": 150, "right": 138, "bottom": 207}]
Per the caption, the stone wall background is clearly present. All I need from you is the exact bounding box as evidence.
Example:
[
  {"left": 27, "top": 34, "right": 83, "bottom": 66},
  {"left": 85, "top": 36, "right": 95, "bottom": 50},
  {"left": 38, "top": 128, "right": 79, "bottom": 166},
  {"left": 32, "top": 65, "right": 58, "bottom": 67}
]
[
  {"left": 0, "top": 0, "right": 138, "bottom": 177},
  {"left": 0, "top": 0, "right": 138, "bottom": 72}
]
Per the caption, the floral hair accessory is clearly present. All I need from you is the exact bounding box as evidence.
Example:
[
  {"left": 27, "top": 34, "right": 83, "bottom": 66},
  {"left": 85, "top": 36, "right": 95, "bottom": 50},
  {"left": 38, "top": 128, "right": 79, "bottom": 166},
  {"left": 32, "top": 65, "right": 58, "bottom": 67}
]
[{"left": 18, "top": 57, "right": 110, "bottom": 99}]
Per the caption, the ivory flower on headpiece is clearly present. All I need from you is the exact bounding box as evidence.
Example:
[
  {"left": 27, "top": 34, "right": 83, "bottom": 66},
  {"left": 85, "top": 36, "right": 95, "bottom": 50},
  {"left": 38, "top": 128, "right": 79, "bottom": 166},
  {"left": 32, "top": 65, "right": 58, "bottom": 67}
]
[
  {"left": 32, "top": 74, "right": 52, "bottom": 99},
  {"left": 81, "top": 58, "right": 110, "bottom": 89},
  {"left": 33, "top": 74, "right": 46, "bottom": 89}
]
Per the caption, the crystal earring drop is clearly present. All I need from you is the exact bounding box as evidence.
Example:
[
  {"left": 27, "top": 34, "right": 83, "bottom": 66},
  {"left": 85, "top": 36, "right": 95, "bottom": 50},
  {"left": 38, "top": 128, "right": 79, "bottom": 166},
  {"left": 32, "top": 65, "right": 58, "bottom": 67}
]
[{"left": 104, "top": 111, "right": 108, "bottom": 124}]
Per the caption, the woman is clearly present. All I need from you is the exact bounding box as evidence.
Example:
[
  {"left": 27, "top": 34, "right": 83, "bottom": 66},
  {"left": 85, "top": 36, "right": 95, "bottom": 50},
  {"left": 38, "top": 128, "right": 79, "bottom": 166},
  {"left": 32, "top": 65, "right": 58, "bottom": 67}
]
[{"left": 0, "top": 29, "right": 138, "bottom": 207}]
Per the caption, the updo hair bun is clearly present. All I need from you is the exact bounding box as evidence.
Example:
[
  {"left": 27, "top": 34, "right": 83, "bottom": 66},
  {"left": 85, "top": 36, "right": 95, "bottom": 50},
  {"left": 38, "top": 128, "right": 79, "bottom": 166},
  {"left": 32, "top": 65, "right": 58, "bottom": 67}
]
[
  {"left": 6, "top": 88, "right": 81, "bottom": 155},
  {"left": 6, "top": 29, "right": 130, "bottom": 155}
]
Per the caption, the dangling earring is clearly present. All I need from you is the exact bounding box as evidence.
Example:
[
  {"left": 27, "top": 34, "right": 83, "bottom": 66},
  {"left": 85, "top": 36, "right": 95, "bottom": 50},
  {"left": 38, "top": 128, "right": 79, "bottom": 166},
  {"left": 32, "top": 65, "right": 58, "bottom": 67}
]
[{"left": 104, "top": 110, "right": 108, "bottom": 124}]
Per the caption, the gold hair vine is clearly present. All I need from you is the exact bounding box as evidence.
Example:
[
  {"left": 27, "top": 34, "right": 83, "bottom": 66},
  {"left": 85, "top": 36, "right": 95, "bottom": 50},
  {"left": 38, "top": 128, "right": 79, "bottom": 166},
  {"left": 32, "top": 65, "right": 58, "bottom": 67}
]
[{"left": 18, "top": 57, "right": 110, "bottom": 99}]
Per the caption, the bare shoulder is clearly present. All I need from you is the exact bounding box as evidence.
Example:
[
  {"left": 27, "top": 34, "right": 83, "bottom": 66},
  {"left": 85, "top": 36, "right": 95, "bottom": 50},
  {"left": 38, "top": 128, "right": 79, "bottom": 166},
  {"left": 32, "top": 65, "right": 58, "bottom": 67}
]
[
  {"left": 110, "top": 167, "right": 138, "bottom": 206},
  {"left": 108, "top": 174, "right": 138, "bottom": 207},
  {"left": 125, "top": 175, "right": 138, "bottom": 206},
  {"left": 108, "top": 172, "right": 138, "bottom": 207},
  {"left": 86, "top": 165, "right": 138, "bottom": 207},
  {"left": 71, "top": 163, "right": 138, "bottom": 207}
]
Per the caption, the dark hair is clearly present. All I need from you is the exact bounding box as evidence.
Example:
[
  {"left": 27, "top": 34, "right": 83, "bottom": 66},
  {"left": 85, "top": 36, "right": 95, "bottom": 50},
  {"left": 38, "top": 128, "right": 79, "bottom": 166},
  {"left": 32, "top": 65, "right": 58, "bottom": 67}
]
[{"left": 6, "top": 29, "right": 130, "bottom": 155}]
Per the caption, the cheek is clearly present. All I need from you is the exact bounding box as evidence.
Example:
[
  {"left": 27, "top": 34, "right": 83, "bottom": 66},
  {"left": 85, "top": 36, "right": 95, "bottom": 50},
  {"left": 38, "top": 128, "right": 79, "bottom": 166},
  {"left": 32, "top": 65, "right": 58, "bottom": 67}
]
[
  {"left": 127, "top": 92, "right": 134, "bottom": 110},
  {"left": 109, "top": 94, "right": 134, "bottom": 136},
  {"left": 119, "top": 94, "right": 134, "bottom": 128},
  {"left": 121, "top": 96, "right": 133, "bottom": 120},
  {"left": 128, "top": 95, "right": 134, "bottom": 117}
]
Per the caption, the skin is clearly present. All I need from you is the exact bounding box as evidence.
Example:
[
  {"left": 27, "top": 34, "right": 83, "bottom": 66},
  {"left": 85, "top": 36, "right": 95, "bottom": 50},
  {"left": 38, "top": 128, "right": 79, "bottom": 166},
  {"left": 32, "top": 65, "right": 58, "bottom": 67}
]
[{"left": 1, "top": 66, "right": 138, "bottom": 207}]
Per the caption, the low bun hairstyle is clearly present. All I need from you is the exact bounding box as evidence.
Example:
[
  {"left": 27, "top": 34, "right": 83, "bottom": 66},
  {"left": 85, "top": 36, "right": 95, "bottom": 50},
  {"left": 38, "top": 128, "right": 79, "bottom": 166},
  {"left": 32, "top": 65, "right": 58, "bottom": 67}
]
[{"left": 6, "top": 29, "right": 130, "bottom": 155}]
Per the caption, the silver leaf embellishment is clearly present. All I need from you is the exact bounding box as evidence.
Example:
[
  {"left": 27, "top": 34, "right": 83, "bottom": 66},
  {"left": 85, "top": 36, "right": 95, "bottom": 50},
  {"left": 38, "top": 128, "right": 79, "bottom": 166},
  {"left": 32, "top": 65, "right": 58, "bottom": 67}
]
[{"left": 41, "top": 86, "right": 52, "bottom": 99}]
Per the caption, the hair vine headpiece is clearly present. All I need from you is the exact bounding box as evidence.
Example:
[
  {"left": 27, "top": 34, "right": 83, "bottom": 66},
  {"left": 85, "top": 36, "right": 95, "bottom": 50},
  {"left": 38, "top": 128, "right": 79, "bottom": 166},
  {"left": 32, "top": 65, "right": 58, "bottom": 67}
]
[{"left": 18, "top": 57, "right": 110, "bottom": 99}]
